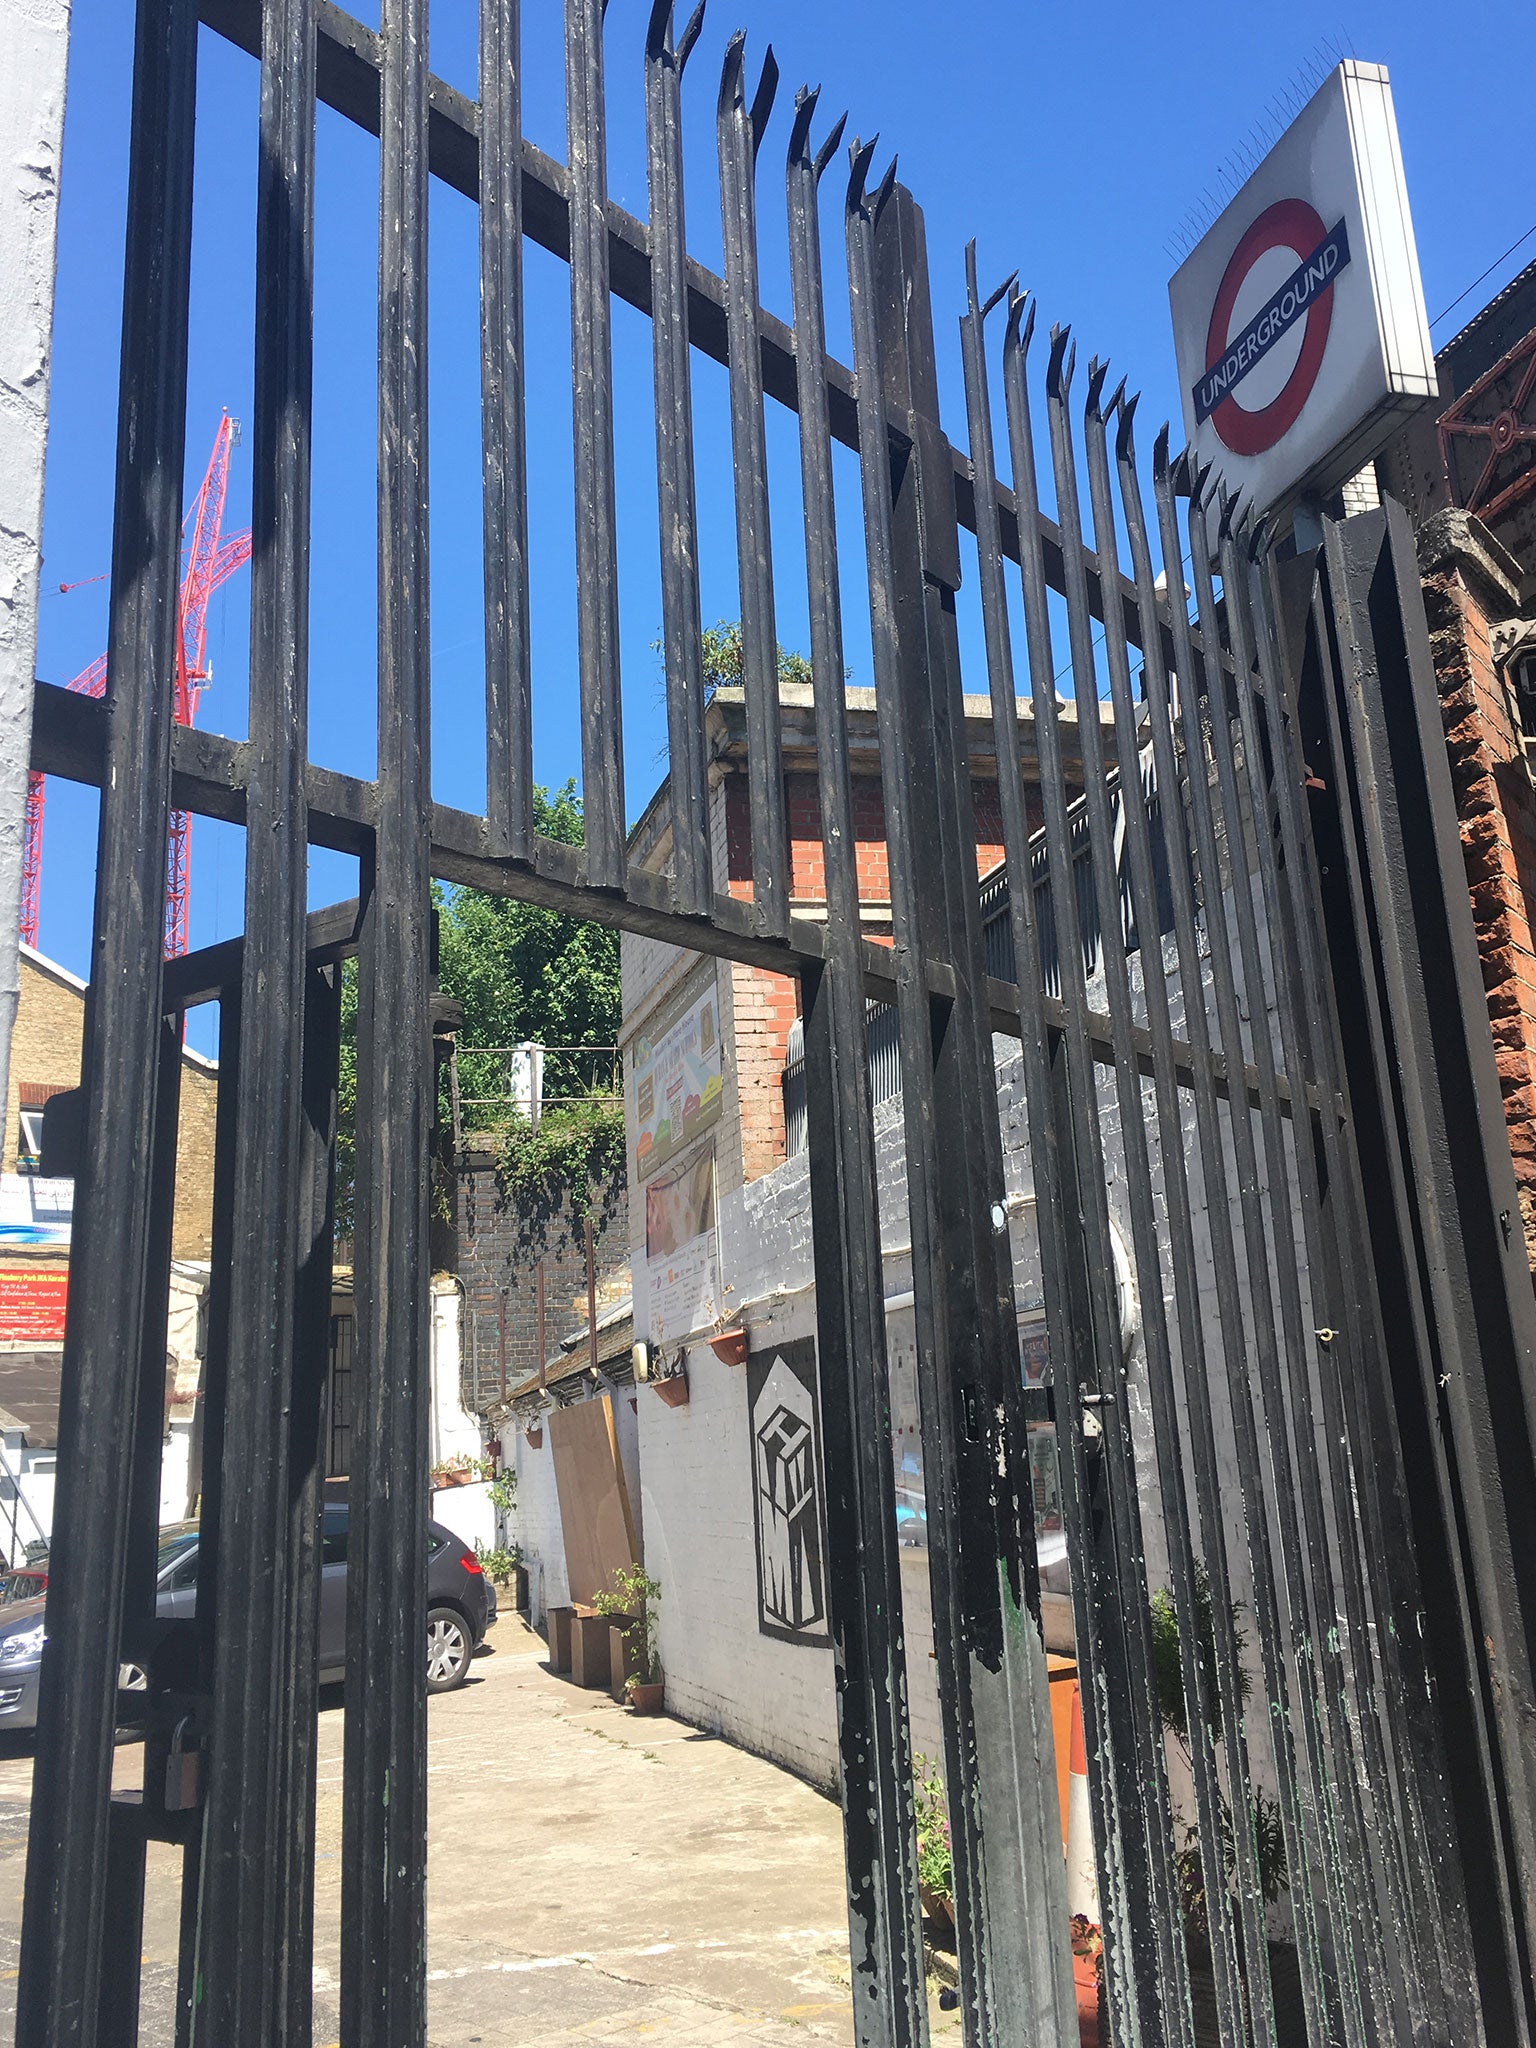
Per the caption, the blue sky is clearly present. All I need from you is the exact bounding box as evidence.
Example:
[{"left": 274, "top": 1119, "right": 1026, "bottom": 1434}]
[{"left": 32, "top": 0, "right": 1530, "bottom": 1042}]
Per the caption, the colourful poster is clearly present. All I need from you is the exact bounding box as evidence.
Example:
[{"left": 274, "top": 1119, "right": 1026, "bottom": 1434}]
[{"left": 632, "top": 981, "right": 723, "bottom": 1183}]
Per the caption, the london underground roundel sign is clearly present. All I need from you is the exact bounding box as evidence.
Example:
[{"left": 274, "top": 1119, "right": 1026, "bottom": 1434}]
[
  {"left": 1198, "top": 199, "right": 1348, "bottom": 457},
  {"left": 1168, "top": 63, "right": 1434, "bottom": 519}
]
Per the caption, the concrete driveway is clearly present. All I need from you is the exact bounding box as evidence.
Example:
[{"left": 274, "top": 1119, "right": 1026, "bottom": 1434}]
[{"left": 0, "top": 1610, "right": 900, "bottom": 2045}]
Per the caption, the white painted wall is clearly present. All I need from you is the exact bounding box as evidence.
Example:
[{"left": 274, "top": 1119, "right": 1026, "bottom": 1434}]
[
  {"left": 0, "top": 0, "right": 71, "bottom": 1120},
  {"left": 501, "top": 1417, "right": 567, "bottom": 1629}
]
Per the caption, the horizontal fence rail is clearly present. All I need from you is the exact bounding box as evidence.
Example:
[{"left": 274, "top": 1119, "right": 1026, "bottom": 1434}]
[{"left": 22, "top": 1, "right": 1524, "bottom": 2045}]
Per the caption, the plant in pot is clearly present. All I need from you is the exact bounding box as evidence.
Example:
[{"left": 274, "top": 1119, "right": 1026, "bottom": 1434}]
[
  {"left": 649, "top": 1346, "right": 689, "bottom": 1408},
  {"left": 912, "top": 1754, "right": 954, "bottom": 1940},
  {"left": 593, "top": 1562, "right": 663, "bottom": 1712},
  {"left": 429, "top": 1453, "right": 491, "bottom": 1490},
  {"left": 475, "top": 1542, "right": 521, "bottom": 1588},
  {"left": 705, "top": 1292, "right": 747, "bottom": 1367},
  {"left": 1150, "top": 1566, "right": 1291, "bottom": 2041}
]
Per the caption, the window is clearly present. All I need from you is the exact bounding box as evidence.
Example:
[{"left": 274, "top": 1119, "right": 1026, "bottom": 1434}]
[
  {"left": 16, "top": 1108, "right": 45, "bottom": 1175},
  {"left": 321, "top": 1509, "right": 348, "bottom": 1567}
]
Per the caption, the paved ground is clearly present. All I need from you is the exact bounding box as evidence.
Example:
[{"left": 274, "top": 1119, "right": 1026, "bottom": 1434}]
[{"left": 0, "top": 1612, "right": 959, "bottom": 2045}]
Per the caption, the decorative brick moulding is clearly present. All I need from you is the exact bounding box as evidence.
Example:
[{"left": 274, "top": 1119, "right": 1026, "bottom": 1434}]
[{"left": 1420, "top": 509, "right": 1536, "bottom": 1270}]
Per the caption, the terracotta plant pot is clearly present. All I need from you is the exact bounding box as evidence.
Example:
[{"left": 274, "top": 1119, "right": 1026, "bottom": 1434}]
[
  {"left": 525, "top": 1426, "right": 543, "bottom": 1449},
  {"left": 652, "top": 1372, "right": 689, "bottom": 1408},
  {"left": 706, "top": 1327, "right": 749, "bottom": 1367},
  {"left": 627, "top": 1680, "right": 664, "bottom": 1714},
  {"left": 1071, "top": 1950, "right": 1101, "bottom": 2048},
  {"left": 431, "top": 1469, "right": 472, "bottom": 1489},
  {"left": 918, "top": 1880, "right": 954, "bottom": 1931}
]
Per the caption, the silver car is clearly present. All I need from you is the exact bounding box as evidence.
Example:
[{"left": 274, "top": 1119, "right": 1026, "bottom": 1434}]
[{"left": 0, "top": 1510, "right": 495, "bottom": 1735}]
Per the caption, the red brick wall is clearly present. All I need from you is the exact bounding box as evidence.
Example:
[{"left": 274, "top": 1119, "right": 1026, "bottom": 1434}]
[
  {"left": 719, "top": 766, "right": 1033, "bottom": 1185},
  {"left": 725, "top": 771, "right": 1020, "bottom": 918},
  {"left": 1424, "top": 540, "right": 1536, "bottom": 1262}
]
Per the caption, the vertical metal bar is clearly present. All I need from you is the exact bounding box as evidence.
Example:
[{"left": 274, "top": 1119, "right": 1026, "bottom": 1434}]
[
  {"left": 100, "top": 1014, "right": 184, "bottom": 2048},
  {"left": 863, "top": 159, "right": 1084, "bottom": 2045},
  {"left": 1148, "top": 444, "right": 1347, "bottom": 2046},
  {"left": 536, "top": 1261, "right": 546, "bottom": 1388},
  {"left": 643, "top": 0, "right": 712, "bottom": 916},
  {"left": 1213, "top": 500, "right": 1423, "bottom": 2040},
  {"left": 565, "top": 0, "right": 625, "bottom": 888},
  {"left": 1072, "top": 378, "right": 1266, "bottom": 2047},
  {"left": 1184, "top": 481, "right": 1385, "bottom": 2047},
  {"left": 1289, "top": 541, "right": 1524, "bottom": 2041},
  {"left": 585, "top": 1215, "right": 598, "bottom": 1376},
  {"left": 479, "top": 0, "right": 533, "bottom": 858},
  {"left": 1115, "top": 415, "right": 1341, "bottom": 2048},
  {"left": 17, "top": 2, "right": 197, "bottom": 2037},
  {"left": 787, "top": 95, "right": 925, "bottom": 2048},
  {"left": 945, "top": 251, "right": 1112, "bottom": 2048},
  {"left": 1039, "top": 339, "right": 1198, "bottom": 2048},
  {"left": 1318, "top": 501, "right": 1536, "bottom": 2036},
  {"left": 785, "top": 115, "right": 928, "bottom": 2046},
  {"left": 197, "top": 0, "right": 318, "bottom": 2033},
  {"left": 718, "top": 33, "right": 789, "bottom": 936},
  {"left": 276, "top": 961, "right": 341, "bottom": 2047},
  {"left": 801, "top": 958, "right": 927, "bottom": 2048},
  {"left": 342, "top": 0, "right": 432, "bottom": 2034},
  {"left": 1247, "top": 532, "right": 1484, "bottom": 2035},
  {"left": 177, "top": 987, "right": 242, "bottom": 2048},
  {"left": 998, "top": 306, "right": 1168, "bottom": 2048}
]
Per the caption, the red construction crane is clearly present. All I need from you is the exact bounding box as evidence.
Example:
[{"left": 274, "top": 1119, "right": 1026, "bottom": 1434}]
[{"left": 21, "top": 414, "right": 251, "bottom": 957}]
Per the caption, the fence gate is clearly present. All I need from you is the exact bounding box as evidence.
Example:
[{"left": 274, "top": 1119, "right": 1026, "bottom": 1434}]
[{"left": 19, "top": 1, "right": 1536, "bottom": 2044}]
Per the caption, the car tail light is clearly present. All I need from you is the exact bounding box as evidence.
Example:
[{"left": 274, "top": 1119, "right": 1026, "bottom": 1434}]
[{"left": 459, "top": 1553, "right": 482, "bottom": 1575}]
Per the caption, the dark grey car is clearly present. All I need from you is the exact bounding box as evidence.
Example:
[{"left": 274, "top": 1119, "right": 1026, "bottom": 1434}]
[{"left": 0, "top": 1503, "right": 494, "bottom": 1735}]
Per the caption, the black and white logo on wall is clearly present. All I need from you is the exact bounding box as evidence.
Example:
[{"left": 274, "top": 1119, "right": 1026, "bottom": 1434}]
[{"left": 1169, "top": 62, "right": 1434, "bottom": 519}]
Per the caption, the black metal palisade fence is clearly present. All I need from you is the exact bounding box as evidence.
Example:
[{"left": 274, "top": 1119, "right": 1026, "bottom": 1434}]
[{"left": 18, "top": 0, "right": 1536, "bottom": 2043}]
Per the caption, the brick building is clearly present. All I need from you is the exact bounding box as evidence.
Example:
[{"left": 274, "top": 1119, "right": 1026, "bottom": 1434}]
[
  {"left": 452, "top": 1160, "right": 630, "bottom": 1411},
  {"left": 2, "top": 942, "right": 219, "bottom": 1336},
  {"left": 1381, "top": 261, "right": 1536, "bottom": 1262},
  {"left": 1, "top": 944, "right": 222, "bottom": 1547}
]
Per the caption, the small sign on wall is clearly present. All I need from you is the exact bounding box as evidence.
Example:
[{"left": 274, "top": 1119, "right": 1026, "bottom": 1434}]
[
  {"left": 0, "top": 1264, "right": 69, "bottom": 1342},
  {"left": 644, "top": 1140, "right": 720, "bottom": 1344},
  {"left": 747, "top": 1336, "right": 831, "bottom": 1648}
]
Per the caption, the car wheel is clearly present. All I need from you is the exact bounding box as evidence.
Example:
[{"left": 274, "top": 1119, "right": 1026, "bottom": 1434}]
[{"left": 426, "top": 1607, "right": 471, "bottom": 1693}]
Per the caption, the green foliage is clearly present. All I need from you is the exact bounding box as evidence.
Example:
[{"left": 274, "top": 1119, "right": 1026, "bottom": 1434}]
[
  {"left": 1151, "top": 1565, "right": 1286, "bottom": 1950},
  {"left": 475, "top": 1542, "right": 521, "bottom": 1581},
  {"left": 1175, "top": 1791, "right": 1289, "bottom": 1945},
  {"left": 912, "top": 1754, "right": 953, "bottom": 1905},
  {"left": 593, "top": 1562, "right": 663, "bottom": 1684},
  {"left": 436, "top": 782, "right": 620, "bottom": 1127},
  {"left": 1149, "top": 1560, "right": 1250, "bottom": 1746},
  {"left": 487, "top": 1469, "right": 518, "bottom": 1521},
  {"left": 336, "top": 957, "right": 359, "bottom": 1241},
  {"left": 493, "top": 1095, "right": 626, "bottom": 1262},
  {"left": 696, "top": 619, "right": 814, "bottom": 697}
]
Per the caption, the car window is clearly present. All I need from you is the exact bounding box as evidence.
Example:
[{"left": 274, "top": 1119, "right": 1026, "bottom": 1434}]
[
  {"left": 157, "top": 1530, "right": 198, "bottom": 1578},
  {"left": 168, "top": 1550, "right": 200, "bottom": 1592},
  {"left": 322, "top": 1511, "right": 348, "bottom": 1568}
]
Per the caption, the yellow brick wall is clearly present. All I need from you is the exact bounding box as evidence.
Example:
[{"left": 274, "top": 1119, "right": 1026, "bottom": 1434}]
[{"left": 5, "top": 950, "right": 218, "bottom": 1263}]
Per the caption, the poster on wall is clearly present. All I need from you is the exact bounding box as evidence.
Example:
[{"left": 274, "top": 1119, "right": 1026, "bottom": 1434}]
[
  {"left": 747, "top": 1337, "right": 831, "bottom": 1648},
  {"left": 645, "top": 1143, "right": 720, "bottom": 1345},
  {"left": 0, "top": 1265, "right": 69, "bottom": 1342},
  {"left": 632, "top": 980, "right": 723, "bottom": 1182}
]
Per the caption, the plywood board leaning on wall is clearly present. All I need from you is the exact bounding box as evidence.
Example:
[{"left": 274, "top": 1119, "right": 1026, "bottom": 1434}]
[{"left": 549, "top": 1393, "right": 638, "bottom": 1607}]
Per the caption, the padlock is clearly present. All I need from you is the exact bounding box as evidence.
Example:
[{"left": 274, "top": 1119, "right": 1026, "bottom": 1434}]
[{"left": 164, "top": 1714, "right": 201, "bottom": 1812}]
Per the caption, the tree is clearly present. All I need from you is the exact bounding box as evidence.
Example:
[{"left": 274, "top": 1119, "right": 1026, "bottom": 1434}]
[{"left": 334, "top": 781, "right": 624, "bottom": 1253}]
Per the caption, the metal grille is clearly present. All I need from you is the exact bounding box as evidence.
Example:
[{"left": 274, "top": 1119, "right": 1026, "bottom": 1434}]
[{"left": 18, "top": 3, "right": 1536, "bottom": 2044}]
